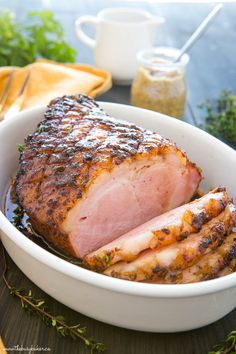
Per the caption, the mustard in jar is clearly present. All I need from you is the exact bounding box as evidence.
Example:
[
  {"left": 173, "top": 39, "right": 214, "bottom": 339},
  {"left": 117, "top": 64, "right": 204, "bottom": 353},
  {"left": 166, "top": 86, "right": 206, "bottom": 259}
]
[{"left": 131, "top": 47, "right": 189, "bottom": 119}]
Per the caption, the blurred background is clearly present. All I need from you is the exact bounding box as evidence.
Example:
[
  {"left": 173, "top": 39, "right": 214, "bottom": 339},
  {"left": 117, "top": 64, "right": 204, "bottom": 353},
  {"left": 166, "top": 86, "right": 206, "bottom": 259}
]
[{"left": 1, "top": 0, "right": 235, "bottom": 108}]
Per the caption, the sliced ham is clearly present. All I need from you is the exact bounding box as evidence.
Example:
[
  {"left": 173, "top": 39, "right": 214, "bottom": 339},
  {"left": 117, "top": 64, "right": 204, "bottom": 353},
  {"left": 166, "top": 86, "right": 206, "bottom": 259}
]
[
  {"left": 104, "top": 203, "right": 236, "bottom": 281},
  {"left": 144, "top": 233, "right": 236, "bottom": 284},
  {"left": 84, "top": 188, "right": 230, "bottom": 270},
  {"left": 218, "top": 258, "right": 236, "bottom": 277},
  {"left": 167, "top": 232, "right": 236, "bottom": 284}
]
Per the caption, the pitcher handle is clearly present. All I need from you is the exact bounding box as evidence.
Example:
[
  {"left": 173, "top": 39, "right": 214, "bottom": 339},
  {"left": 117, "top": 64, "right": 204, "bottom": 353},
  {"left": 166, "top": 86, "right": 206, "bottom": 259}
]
[{"left": 75, "top": 15, "right": 98, "bottom": 49}]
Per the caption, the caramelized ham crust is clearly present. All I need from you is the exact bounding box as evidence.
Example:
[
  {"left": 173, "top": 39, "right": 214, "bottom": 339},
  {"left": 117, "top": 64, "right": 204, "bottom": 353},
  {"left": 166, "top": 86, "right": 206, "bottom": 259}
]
[
  {"left": 162, "top": 232, "right": 236, "bottom": 284},
  {"left": 85, "top": 188, "right": 230, "bottom": 270},
  {"left": 16, "top": 94, "right": 201, "bottom": 258},
  {"left": 104, "top": 203, "right": 236, "bottom": 281}
]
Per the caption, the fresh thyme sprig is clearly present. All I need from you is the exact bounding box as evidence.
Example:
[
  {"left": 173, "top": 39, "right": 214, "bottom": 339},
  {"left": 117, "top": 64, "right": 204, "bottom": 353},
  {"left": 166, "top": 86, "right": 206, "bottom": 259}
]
[
  {"left": 208, "top": 330, "right": 236, "bottom": 354},
  {"left": 198, "top": 90, "right": 236, "bottom": 147},
  {"left": 1, "top": 244, "right": 106, "bottom": 353}
]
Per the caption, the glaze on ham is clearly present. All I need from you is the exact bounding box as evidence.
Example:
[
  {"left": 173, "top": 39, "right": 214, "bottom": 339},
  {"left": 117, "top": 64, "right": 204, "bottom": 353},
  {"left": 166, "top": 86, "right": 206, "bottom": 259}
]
[{"left": 16, "top": 94, "right": 201, "bottom": 258}]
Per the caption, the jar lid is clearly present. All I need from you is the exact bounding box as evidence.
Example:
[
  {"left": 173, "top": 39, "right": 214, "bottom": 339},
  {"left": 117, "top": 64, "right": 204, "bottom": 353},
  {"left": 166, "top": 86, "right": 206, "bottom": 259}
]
[{"left": 137, "top": 47, "right": 189, "bottom": 69}]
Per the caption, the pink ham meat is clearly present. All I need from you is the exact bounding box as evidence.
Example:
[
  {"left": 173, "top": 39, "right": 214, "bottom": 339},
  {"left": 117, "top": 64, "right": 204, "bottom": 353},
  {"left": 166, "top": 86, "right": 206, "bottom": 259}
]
[
  {"left": 16, "top": 94, "right": 201, "bottom": 258},
  {"left": 84, "top": 188, "right": 230, "bottom": 270},
  {"left": 104, "top": 203, "right": 236, "bottom": 281}
]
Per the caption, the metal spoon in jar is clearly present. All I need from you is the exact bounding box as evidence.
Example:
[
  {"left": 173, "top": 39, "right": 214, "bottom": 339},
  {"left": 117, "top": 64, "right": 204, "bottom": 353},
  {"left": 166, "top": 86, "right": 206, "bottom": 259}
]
[{"left": 174, "top": 3, "right": 223, "bottom": 63}]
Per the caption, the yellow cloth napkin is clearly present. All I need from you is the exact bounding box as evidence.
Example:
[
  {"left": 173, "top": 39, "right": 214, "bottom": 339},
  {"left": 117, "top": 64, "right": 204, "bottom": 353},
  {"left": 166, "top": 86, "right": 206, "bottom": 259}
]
[{"left": 0, "top": 59, "right": 112, "bottom": 113}]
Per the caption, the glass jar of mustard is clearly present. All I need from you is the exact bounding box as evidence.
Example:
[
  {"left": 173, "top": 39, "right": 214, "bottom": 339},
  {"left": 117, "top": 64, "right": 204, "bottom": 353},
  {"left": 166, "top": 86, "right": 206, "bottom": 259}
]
[{"left": 131, "top": 47, "right": 189, "bottom": 118}]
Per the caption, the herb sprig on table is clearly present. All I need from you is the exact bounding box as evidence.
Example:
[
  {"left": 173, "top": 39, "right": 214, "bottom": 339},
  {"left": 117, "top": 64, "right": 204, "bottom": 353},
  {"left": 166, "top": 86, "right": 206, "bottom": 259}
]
[
  {"left": 208, "top": 331, "right": 236, "bottom": 354},
  {"left": 0, "top": 10, "right": 76, "bottom": 66},
  {"left": 199, "top": 90, "right": 236, "bottom": 147},
  {"left": 1, "top": 244, "right": 106, "bottom": 353}
]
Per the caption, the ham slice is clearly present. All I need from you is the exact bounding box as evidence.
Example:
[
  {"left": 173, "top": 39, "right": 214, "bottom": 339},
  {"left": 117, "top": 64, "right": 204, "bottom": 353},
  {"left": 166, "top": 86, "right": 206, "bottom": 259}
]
[
  {"left": 104, "top": 203, "right": 236, "bottom": 281},
  {"left": 84, "top": 188, "right": 230, "bottom": 270},
  {"left": 162, "top": 232, "right": 236, "bottom": 284}
]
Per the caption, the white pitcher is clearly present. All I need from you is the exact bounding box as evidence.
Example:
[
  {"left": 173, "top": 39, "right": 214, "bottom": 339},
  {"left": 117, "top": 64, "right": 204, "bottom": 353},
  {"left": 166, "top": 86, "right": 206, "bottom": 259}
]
[{"left": 75, "top": 8, "right": 165, "bottom": 85}]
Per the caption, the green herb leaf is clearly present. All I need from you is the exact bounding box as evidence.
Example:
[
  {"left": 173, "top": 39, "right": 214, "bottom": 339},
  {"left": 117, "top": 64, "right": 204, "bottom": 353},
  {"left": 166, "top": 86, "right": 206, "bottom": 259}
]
[
  {"left": 199, "top": 90, "right": 236, "bottom": 147},
  {"left": 52, "top": 319, "right": 57, "bottom": 326},
  {"left": 17, "top": 144, "right": 25, "bottom": 153},
  {"left": 104, "top": 255, "right": 110, "bottom": 263},
  {"left": 208, "top": 330, "right": 236, "bottom": 353},
  {"left": 0, "top": 10, "right": 76, "bottom": 66}
]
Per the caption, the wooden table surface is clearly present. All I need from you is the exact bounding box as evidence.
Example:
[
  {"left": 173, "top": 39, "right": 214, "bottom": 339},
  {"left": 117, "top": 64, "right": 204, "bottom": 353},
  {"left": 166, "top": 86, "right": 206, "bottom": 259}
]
[{"left": 0, "top": 1, "right": 236, "bottom": 353}]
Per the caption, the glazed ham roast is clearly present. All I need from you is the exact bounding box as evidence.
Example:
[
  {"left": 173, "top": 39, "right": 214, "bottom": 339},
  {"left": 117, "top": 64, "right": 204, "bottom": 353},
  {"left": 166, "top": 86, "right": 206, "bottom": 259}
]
[
  {"left": 16, "top": 94, "right": 201, "bottom": 259},
  {"left": 16, "top": 94, "right": 236, "bottom": 284}
]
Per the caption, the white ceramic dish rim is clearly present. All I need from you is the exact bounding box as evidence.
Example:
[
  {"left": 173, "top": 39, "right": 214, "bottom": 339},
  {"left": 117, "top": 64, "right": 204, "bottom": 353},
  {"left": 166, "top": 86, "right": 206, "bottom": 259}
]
[{"left": 1, "top": 103, "right": 236, "bottom": 299}]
